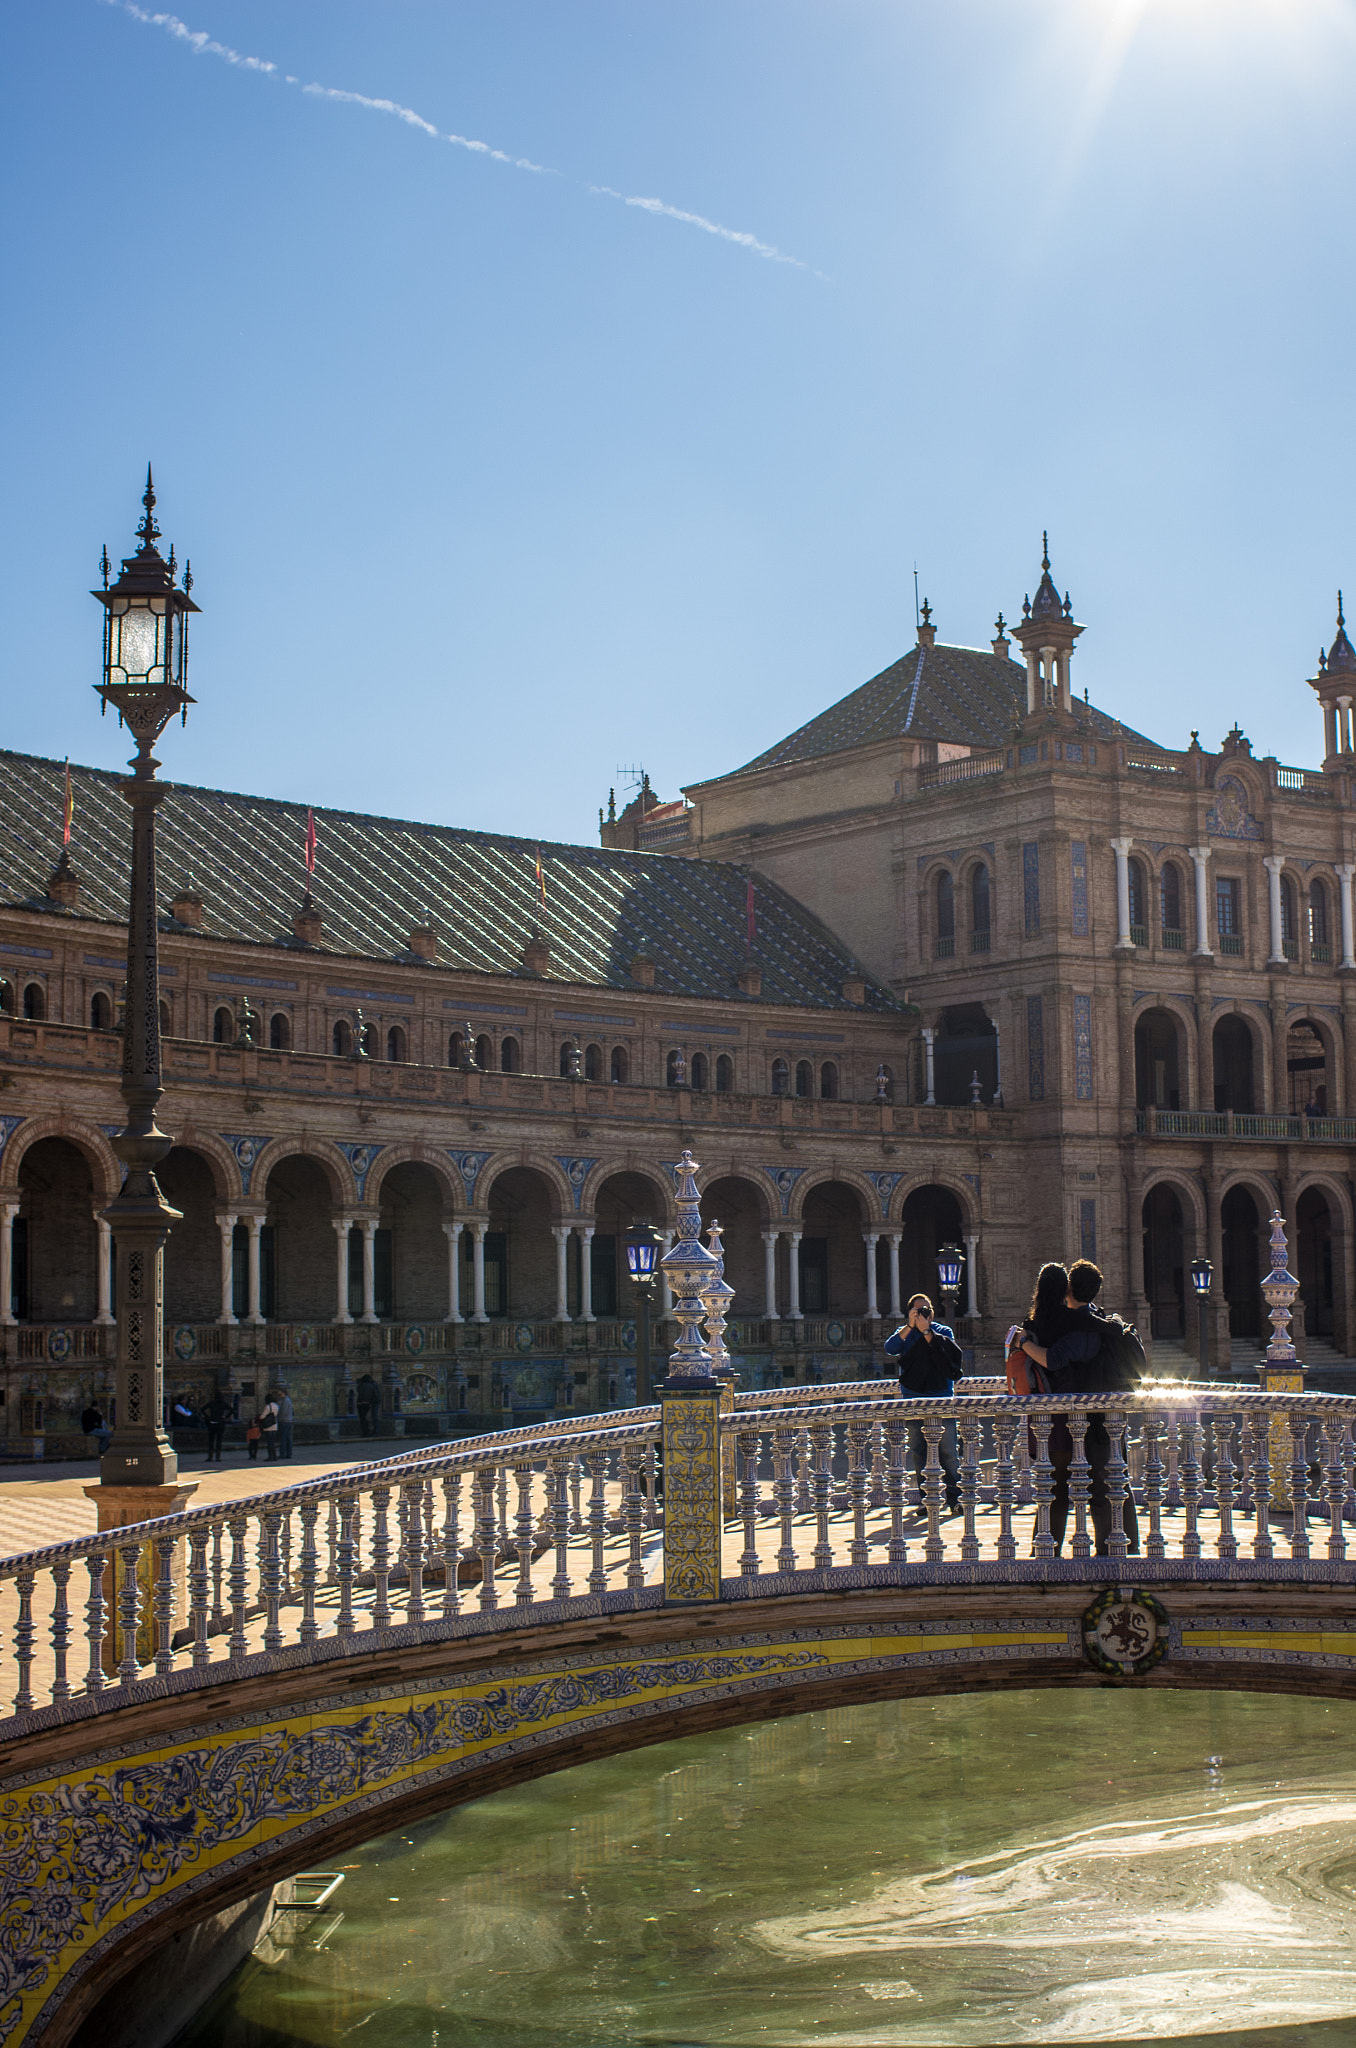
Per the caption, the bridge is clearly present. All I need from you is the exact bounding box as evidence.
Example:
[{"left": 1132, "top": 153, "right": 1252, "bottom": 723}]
[{"left": 2, "top": 1373, "right": 1356, "bottom": 2046}]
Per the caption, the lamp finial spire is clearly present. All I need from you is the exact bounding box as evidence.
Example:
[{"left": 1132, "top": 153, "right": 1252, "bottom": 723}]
[{"left": 136, "top": 463, "right": 161, "bottom": 552}]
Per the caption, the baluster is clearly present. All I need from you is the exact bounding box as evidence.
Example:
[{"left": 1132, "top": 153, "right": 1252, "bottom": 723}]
[
  {"left": 440, "top": 1472, "right": 463, "bottom": 1619},
  {"left": 116, "top": 1542, "right": 142, "bottom": 1687},
  {"left": 260, "top": 1510, "right": 284, "bottom": 1653},
  {"left": 278, "top": 1508, "right": 295, "bottom": 1603},
  {"left": 868, "top": 1422, "right": 888, "bottom": 1510},
  {"left": 84, "top": 1551, "right": 108, "bottom": 1694},
  {"left": 513, "top": 1463, "right": 537, "bottom": 1607},
  {"left": 1104, "top": 1410, "right": 1130, "bottom": 1563},
  {"left": 496, "top": 1463, "right": 511, "bottom": 1560},
  {"left": 1324, "top": 1417, "right": 1348, "bottom": 1560},
  {"left": 1015, "top": 1423, "right": 1035, "bottom": 1508},
  {"left": 920, "top": 1417, "right": 945, "bottom": 1564},
  {"left": 847, "top": 1418, "right": 871, "bottom": 1568},
  {"left": 153, "top": 1536, "right": 177, "bottom": 1675},
  {"left": 1213, "top": 1413, "right": 1237, "bottom": 1561},
  {"left": 296, "top": 1502, "right": 320, "bottom": 1647},
  {"left": 187, "top": 1529, "right": 211, "bottom": 1670},
  {"left": 1249, "top": 1411, "right": 1273, "bottom": 1562},
  {"left": 1141, "top": 1417, "right": 1166, "bottom": 1561},
  {"left": 13, "top": 1567, "right": 35, "bottom": 1712},
  {"left": 325, "top": 1500, "right": 340, "bottom": 1584},
  {"left": 210, "top": 1521, "right": 226, "bottom": 1630},
  {"left": 549, "top": 1454, "right": 572, "bottom": 1600},
  {"left": 569, "top": 1455, "right": 584, "bottom": 1535},
  {"left": 1067, "top": 1411, "right": 1092, "bottom": 1561},
  {"left": 1029, "top": 1413, "right": 1054, "bottom": 1561},
  {"left": 773, "top": 1425, "right": 798, "bottom": 1574},
  {"left": 587, "top": 1450, "right": 609, "bottom": 1594},
  {"left": 623, "top": 1445, "right": 646, "bottom": 1591},
  {"left": 476, "top": 1467, "right": 501, "bottom": 1609},
  {"left": 1344, "top": 1418, "right": 1356, "bottom": 1524},
  {"left": 1163, "top": 1415, "right": 1182, "bottom": 1513},
  {"left": 738, "top": 1430, "right": 761, "bottom": 1578},
  {"left": 810, "top": 1424, "right": 834, "bottom": 1571},
  {"left": 1288, "top": 1413, "right": 1311, "bottom": 1561},
  {"left": 50, "top": 1558, "right": 72, "bottom": 1703},
  {"left": 402, "top": 1479, "right": 427, "bottom": 1624},
  {"left": 1180, "top": 1417, "right": 1203, "bottom": 1561},
  {"left": 994, "top": 1416, "right": 1017, "bottom": 1562},
  {"left": 958, "top": 1416, "right": 980, "bottom": 1564},
  {"left": 885, "top": 1417, "right": 909, "bottom": 1565},
  {"left": 335, "top": 1491, "right": 358, "bottom": 1639},
  {"left": 1200, "top": 1415, "right": 1218, "bottom": 1514},
  {"left": 369, "top": 1485, "right": 392, "bottom": 1629},
  {"left": 795, "top": 1428, "right": 813, "bottom": 1514}
]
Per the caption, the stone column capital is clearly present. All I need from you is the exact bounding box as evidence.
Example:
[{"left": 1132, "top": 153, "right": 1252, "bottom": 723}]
[
  {"left": 1263, "top": 853, "right": 1286, "bottom": 875},
  {"left": 1109, "top": 834, "right": 1134, "bottom": 857}
]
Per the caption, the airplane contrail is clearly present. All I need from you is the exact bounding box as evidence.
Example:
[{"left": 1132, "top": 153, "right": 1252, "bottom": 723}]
[{"left": 103, "top": 3, "right": 812, "bottom": 271}]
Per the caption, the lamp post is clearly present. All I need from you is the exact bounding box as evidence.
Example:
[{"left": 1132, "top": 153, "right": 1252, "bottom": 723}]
[
  {"left": 1190, "top": 1255, "right": 1212, "bottom": 1381},
  {"left": 624, "top": 1218, "right": 663, "bottom": 1404},
  {"left": 90, "top": 468, "right": 198, "bottom": 1495},
  {"left": 935, "top": 1242, "right": 964, "bottom": 1327}
]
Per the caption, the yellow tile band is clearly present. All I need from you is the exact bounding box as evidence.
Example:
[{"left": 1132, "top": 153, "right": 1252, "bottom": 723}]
[{"left": 1182, "top": 1629, "right": 1356, "bottom": 1656}]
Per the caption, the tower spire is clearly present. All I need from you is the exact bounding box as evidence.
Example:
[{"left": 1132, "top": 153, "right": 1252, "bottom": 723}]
[{"left": 1012, "top": 533, "right": 1083, "bottom": 719}]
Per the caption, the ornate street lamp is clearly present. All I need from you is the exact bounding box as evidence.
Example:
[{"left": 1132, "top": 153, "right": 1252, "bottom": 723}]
[
  {"left": 1190, "top": 1255, "right": 1213, "bottom": 1381},
  {"left": 935, "top": 1242, "right": 964, "bottom": 1326},
  {"left": 92, "top": 467, "right": 198, "bottom": 1489},
  {"left": 624, "top": 1218, "right": 664, "bottom": 1404}
]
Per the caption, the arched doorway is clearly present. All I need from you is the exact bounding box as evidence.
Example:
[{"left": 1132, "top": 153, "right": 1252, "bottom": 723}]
[
  {"left": 1135, "top": 1008, "right": 1181, "bottom": 1111},
  {"left": 1286, "top": 1019, "right": 1329, "bottom": 1116},
  {"left": 159, "top": 1148, "right": 222, "bottom": 1324},
  {"left": 378, "top": 1162, "right": 450, "bottom": 1321},
  {"left": 799, "top": 1181, "right": 869, "bottom": 1315},
  {"left": 263, "top": 1156, "right": 336, "bottom": 1322},
  {"left": 934, "top": 1005, "right": 998, "bottom": 1106},
  {"left": 1296, "top": 1187, "right": 1335, "bottom": 1341},
  {"left": 699, "top": 1175, "right": 770, "bottom": 1324},
  {"left": 899, "top": 1184, "right": 967, "bottom": 1314},
  {"left": 1141, "top": 1184, "right": 1185, "bottom": 1339},
  {"left": 15, "top": 1137, "right": 98, "bottom": 1321},
  {"left": 592, "top": 1170, "right": 672, "bottom": 1320},
  {"left": 1213, "top": 1016, "right": 1254, "bottom": 1113},
  {"left": 1221, "top": 1185, "right": 1261, "bottom": 1339},
  {"left": 482, "top": 1168, "right": 559, "bottom": 1320}
]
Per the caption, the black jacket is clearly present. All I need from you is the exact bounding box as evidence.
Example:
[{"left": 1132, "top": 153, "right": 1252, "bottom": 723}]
[{"left": 885, "top": 1321, "right": 963, "bottom": 1396}]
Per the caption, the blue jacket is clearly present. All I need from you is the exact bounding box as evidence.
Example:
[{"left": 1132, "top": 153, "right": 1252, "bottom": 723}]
[{"left": 884, "top": 1321, "right": 962, "bottom": 1397}]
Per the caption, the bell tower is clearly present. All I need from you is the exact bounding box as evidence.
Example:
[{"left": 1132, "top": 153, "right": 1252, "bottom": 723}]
[
  {"left": 1308, "top": 594, "right": 1356, "bottom": 771},
  {"left": 1012, "top": 533, "right": 1083, "bottom": 717}
]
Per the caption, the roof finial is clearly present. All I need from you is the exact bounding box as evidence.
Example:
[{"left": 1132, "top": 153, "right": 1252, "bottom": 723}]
[
  {"left": 99, "top": 544, "right": 110, "bottom": 590},
  {"left": 1041, "top": 529, "right": 1050, "bottom": 572},
  {"left": 919, "top": 597, "right": 932, "bottom": 627},
  {"left": 136, "top": 463, "right": 160, "bottom": 551},
  {"left": 994, "top": 611, "right": 1007, "bottom": 635},
  {"left": 1340, "top": 590, "right": 1346, "bottom": 630}
]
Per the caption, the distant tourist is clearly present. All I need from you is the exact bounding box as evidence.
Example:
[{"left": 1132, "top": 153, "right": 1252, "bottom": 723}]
[
  {"left": 884, "top": 1293, "right": 962, "bottom": 1516},
  {"left": 1014, "top": 1259, "right": 1142, "bottom": 1558},
  {"left": 81, "top": 1402, "right": 111, "bottom": 1457},
  {"left": 170, "top": 1392, "right": 196, "bottom": 1446},
  {"left": 257, "top": 1392, "right": 281, "bottom": 1462},
  {"left": 356, "top": 1373, "right": 380, "bottom": 1437},
  {"left": 276, "top": 1386, "right": 294, "bottom": 1460},
  {"left": 201, "top": 1388, "right": 230, "bottom": 1464},
  {"left": 245, "top": 1414, "right": 262, "bottom": 1460}
]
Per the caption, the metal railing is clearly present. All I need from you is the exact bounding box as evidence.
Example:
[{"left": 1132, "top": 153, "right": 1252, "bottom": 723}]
[
  {"left": 1, "top": 1384, "right": 1353, "bottom": 1734},
  {"left": 1138, "top": 1109, "right": 1356, "bottom": 1142}
]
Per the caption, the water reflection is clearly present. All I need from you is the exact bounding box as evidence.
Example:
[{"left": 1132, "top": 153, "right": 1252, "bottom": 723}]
[{"left": 182, "top": 1691, "right": 1356, "bottom": 2047}]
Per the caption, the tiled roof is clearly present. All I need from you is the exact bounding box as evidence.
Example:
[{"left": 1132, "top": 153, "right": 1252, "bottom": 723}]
[
  {"left": 0, "top": 750, "right": 900, "bottom": 1014},
  {"left": 724, "top": 642, "right": 1155, "bottom": 778}
]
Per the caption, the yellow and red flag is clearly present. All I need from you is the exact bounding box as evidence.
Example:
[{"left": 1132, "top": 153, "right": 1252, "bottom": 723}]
[
  {"left": 534, "top": 844, "right": 547, "bottom": 911},
  {"left": 62, "top": 760, "right": 73, "bottom": 847},
  {"left": 305, "top": 807, "right": 317, "bottom": 879}
]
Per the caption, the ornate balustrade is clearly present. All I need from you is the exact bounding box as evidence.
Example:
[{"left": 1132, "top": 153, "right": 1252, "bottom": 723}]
[
  {"left": 1, "top": 1384, "right": 1353, "bottom": 1736},
  {"left": 1137, "top": 1108, "right": 1356, "bottom": 1142}
]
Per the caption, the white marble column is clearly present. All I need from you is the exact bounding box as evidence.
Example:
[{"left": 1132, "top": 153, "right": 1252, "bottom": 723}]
[
  {"left": 1263, "top": 853, "right": 1286, "bottom": 964},
  {"left": 1110, "top": 835, "right": 1134, "bottom": 947},
  {"left": 1338, "top": 863, "right": 1356, "bottom": 970},
  {"left": 246, "top": 1214, "right": 264, "bottom": 1326},
  {"left": 471, "top": 1221, "right": 489, "bottom": 1322},
  {"left": 333, "top": 1217, "right": 353, "bottom": 1324},
  {"left": 658, "top": 1232, "right": 674, "bottom": 1318},
  {"left": 216, "top": 1212, "right": 238, "bottom": 1327},
  {"left": 443, "top": 1220, "right": 464, "bottom": 1323},
  {"left": 578, "top": 1224, "right": 595, "bottom": 1322},
  {"left": 922, "top": 1027, "right": 936, "bottom": 1106},
  {"left": 787, "top": 1229, "right": 803, "bottom": 1319},
  {"left": 551, "top": 1224, "right": 572, "bottom": 1323},
  {"left": 1190, "top": 845, "right": 1213, "bottom": 956},
  {"left": 0, "top": 1201, "right": 18, "bottom": 1327},
  {"left": 863, "top": 1231, "right": 880, "bottom": 1318},
  {"left": 95, "top": 1215, "right": 115, "bottom": 1326},
  {"left": 963, "top": 1233, "right": 980, "bottom": 1320},
  {"left": 360, "top": 1217, "right": 378, "bottom": 1324},
  {"left": 761, "top": 1229, "right": 780, "bottom": 1320},
  {"left": 885, "top": 1229, "right": 902, "bottom": 1321}
]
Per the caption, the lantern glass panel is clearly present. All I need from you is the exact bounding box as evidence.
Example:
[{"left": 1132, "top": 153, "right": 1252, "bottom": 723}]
[
  {"left": 112, "top": 599, "right": 166, "bottom": 684},
  {"left": 626, "top": 1235, "right": 658, "bottom": 1282},
  {"left": 936, "top": 1248, "right": 962, "bottom": 1291}
]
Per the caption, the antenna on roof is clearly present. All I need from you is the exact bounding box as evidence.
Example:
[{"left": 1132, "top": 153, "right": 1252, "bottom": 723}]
[
  {"left": 913, "top": 565, "right": 920, "bottom": 630},
  {"left": 615, "top": 764, "right": 646, "bottom": 793}
]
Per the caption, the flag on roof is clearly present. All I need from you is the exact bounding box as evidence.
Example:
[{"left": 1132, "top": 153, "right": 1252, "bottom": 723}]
[
  {"left": 305, "top": 808, "right": 317, "bottom": 878},
  {"left": 61, "top": 760, "right": 73, "bottom": 847},
  {"left": 535, "top": 844, "right": 547, "bottom": 910}
]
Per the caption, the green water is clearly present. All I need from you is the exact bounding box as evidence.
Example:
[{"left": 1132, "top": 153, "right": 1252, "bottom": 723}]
[{"left": 183, "top": 1691, "right": 1356, "bottom": 2048}]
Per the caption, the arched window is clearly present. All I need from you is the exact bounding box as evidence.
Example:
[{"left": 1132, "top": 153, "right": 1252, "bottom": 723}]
[
  {"left": 213, "top": 1005, "right": 234, "bottom": 1044},
  {"left": 935, "top": 871, "right": 955, "bottom": 956},
  {"left": 795, "top": 1059, "right": 813, "bottom": 1098},
  {"left": 691, "top": 1051, "right": 710, "bottom": 1091},
  {"left": 666, "top": 1048, "right": 686, "bottom": 1088},
  {"left": 333, "top": 1019, "right": 353, "bottom": 1057},
  {"left": 360, "top": 1022, "right": 376, "bottom": 1059},
  {"left": 501, "top": 1036, "right": 521, "bottom": 1073},
  {"left": 387, "top": 1024, "right": 407, "bottom": 1063},
  {"left": 475, "top": 1034, "right": 493, "bottom": 1070},
  {"left": 1281, "top": 876, "right": 1298, "bottom": 958},
  {"left": 159, "top": 998, "right": 171, "bottom": 1036},
  {"left": 1161, "top": 862, "right": 1183, "bottom": 944},
  {"left": 0, "top": 982, "right": 11, "bottom": 1015},
  {"left": 584, "top": 1042, "right": 603, "bottom": 1082},
  {"left": 560, "top": 1042, "right": 575, "bottom": 1077},
  {"left": 715, "top": 1053, "right": 734, "bottom": 1093},
  {"left": 1309, "top": 880, "right": 1331, "bottom": 959},
  {"left": 90, "top": 991, "right": 112, "bottom": 1031},
  {"left": 771, "top": 1057, "right": 790, "bottom": 1095},
  {"left": 1128, "top": 859, "right": 1147, "bottom": 942},
  {"left": 610, "top": 1044, "right": 628, "bottom": 1084},
  {"left": 820, "top": 1060, "right": 839, "bottom": 1100},
  {"left": 22, "top": 983, "right": 45, "bottom": 1021},
  {"left": 971, "top": 866, "right": 990, "bottom": 951},
  {"left": 269, "top": 1011, "right": 291, "bottom": 1050},
  {"left": 448, "top": 1031, "right": 465, "bottom": 1067}
]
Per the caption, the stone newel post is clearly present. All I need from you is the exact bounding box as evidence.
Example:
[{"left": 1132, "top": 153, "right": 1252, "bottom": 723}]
[
  {"left": 660, "top": 1149, "right": 722, "bottom": 1603},
  {"left": 1259, "top": 1209, "right": 1303, "bottom": 1510}
]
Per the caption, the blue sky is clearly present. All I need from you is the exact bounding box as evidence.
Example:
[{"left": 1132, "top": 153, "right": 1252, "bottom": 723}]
[{"left": 3, "top": 0, "right": 1355, "bottom": 843}]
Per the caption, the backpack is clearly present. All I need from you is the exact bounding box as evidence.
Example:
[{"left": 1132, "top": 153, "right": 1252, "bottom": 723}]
[
  {"left": 1080, "top": 1314, "right": 1146, "bottom": 1395},
  {"left": 1005, "top": 1342, "right": 1051, "bottom": 1398}
]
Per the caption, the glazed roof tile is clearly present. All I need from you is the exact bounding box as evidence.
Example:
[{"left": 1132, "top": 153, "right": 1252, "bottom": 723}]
[{"left": 0, "top": 750, "right": 899, "bottom": 1014}]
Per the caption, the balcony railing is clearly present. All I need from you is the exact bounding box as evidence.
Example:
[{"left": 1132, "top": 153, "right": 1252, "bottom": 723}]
[
  {"left": 970, "top": 929, "right": 990, "bottom": 952},
  {"left": 1130, "top": 924, "right": 1148, "bottom": 948},
  {"left": 1219, "top": 933, "right": 1244, "bottom": 956},
  {"left": 1274, "top": 765, "right": 1333, "bottom": 797},
  {"left": 934, "top": 935, "right": 955, "bottom": 958},
  {"left": 918, "top": 751, "right": 1005, "bottom": 790},
  {"left": 1162, "top": 927, "right": 1186, "bottom": 950},
  {"left": 1137, "top": 1109, "right": 1356, "bottom": 1142}
]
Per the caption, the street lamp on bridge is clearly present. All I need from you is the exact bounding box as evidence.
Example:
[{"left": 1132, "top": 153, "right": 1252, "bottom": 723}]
[
  {"left": 624, "top": 1218, "right": 664, "bottom": 1404},
  {"left": 1190, "top": 1255, "right": 1213, "bottom": 1381},
  {"left": 935, "top": 1242, "right": 964, "bottom": 1326}
]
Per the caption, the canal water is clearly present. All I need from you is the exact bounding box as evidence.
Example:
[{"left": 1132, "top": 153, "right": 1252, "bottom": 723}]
[{"left": 182, "top": 1689, "right": 1356, "bottom": 2047}]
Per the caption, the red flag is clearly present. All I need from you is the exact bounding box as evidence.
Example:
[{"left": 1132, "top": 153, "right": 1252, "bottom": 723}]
[
  {"left": 745, "top": 879, "right": 756, "bottom": 953},
  {"left": 305, "top": 808, "right": 317, "bottom": 879},
  {"left": 535, "top": 845, "right": 547, "bottom": 911},
  {"left": 62, "top": 760, "right": 73, "bottom": 848}
]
